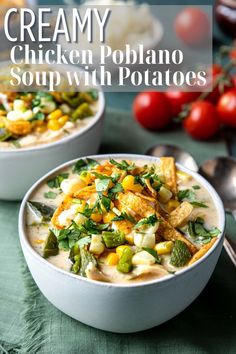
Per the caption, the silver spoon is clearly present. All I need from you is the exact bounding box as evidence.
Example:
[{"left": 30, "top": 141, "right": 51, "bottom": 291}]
[
  {"left": 200, "top": 157, "right": 236, "bottom": 266},
  {"left": 146, "top": 145, "right": 199, "bottom": 172},
  {"left": 147, "top": 144, "right": 236, "bottom": 266}
]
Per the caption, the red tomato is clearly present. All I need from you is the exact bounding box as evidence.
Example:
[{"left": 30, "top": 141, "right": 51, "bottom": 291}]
[
  {"left": 183, "top": 101, "right": 220, "bottom": 140},
  {"left": 205, "top": 64, "right": 232, "bottom": 104},
  {"left": 232, "top": 74, "right": 236, "bottom": 87},
  {"left": 165, "top": 90, "right": 199, "bottom": 116},
  {"left": 217, "top": 89, "right": 236, "bottom": 128},
  {"left": 133, "top": 91, "right": 172, "bottom": 130},
  {"left": 174, "top": 7, "right": 210, "bottom": 46},
  {"left": 230, "top": 49, "right": 236, "bottom": 61}
]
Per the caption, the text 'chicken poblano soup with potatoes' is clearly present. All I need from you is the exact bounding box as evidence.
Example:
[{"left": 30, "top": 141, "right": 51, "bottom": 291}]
[{"left": 26, "top": 157, "right": 221, "bottom": 283}]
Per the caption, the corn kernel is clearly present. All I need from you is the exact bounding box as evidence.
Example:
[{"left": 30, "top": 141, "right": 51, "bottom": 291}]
[
  {"left": 76, "top": 200, "right": 86, "bottom": 213},
  {"left": 47, "top": 120, "right": 61, "bottom": 131},
  {"left": 103, "top": 211, "right": 116, "bottom": 224},
  {"left": 0, "top": 116, "right": 6, "bottom": 128},
  {"left": 116, "top": 245, "right": 130, "bottom": 258},
  {"left": 91, "top": 213, "right": 103, "bottom": 223},
  {"left": 35, "top": 239, "right": 44, "bottom": 244},
  {"left": 166, "top": 199, "right": 180, "bottom": 213},
  {"left": 47, "top": 109, "right": 63, "bottom": 120},
  {"left": 106, "top": 252, "right": 119, "bottom": 266},
  {"left": 58, "top": 115, "right": 69, "bottom": 126},
  {"left": 122, "top": 175, "right": 143, "bottom": 193},
  {"left": 125, "top": 233, "right": 134, "bottom": 245},
  {"left": 155, "top": 241, "right": 174, "bottom": 255}
]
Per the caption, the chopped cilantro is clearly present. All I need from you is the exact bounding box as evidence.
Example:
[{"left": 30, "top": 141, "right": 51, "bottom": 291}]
[
  {"left": 95, "top": 178, "right": 110, "bottom": 192},
  {"left": 47, "top": 173, "right": 69, "bottom": 189},
  {"left": 112, "top": 212, "right": 136, "bottom": 223},
  {"left": 187, "top": 217, "right": 220, "bottom": 244},
  {"left": 134, "top": 214, "right": 158, "bottom": 229},
  {"left": 44, "top": 191, "right": 57, "bottom": 199},
  {"left": 73, "top": 158, "right": 99, "bottom": 174},
  {"left": 192, "top": 185, "right": 201, "bottom": 190},
  {"left": 178, "top": 188, "right": 208, "bottom": 208},
  {"left": 109, "top": 159, "right": 136, "bottom": 171}
]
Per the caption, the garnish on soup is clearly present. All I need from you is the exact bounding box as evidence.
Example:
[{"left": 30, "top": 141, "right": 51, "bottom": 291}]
[
  {"left": 0, "top": 91, "right": 98, "bottom": 148},
  {"left": 26, "top": 157, "right": 220, "bottom": 283}
]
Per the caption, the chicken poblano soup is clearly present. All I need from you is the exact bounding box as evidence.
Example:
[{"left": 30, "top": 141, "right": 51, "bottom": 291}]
[
  {"left": 0, "top": 90, "right": 99, "bottom": 149},
  {"left": 26, "top": 157, "right": 221, "bottom": 283}
]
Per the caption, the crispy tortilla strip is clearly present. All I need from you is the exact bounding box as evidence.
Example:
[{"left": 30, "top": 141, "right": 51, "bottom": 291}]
[
  {"left": 94, "top": 162, "right": 114, "bottom": 176},
  {"left": 157, "top": 215, "right": 197, "bottom": 254},
  {"left": 73, "top": 185, "right": 96, "bottom": 199},
  {"left": 117, "top": 191, "right": 155, "bottom": 218},
  {"left": 188, "top": 238, "right": 217, "bottom": 265},
  {"left": 134, "top": 192, "right": 156, "bottom": 203},
  {"left": 51, "top": 196, "right": 73, "bottom": 229},
  {"left": 113, "top": 220, "right": 133, "bottom": 235},
  {"left": 167, "top": 201, "right": 194, "bottom": 228},
  {"left": 160, "top": 157, "right": 178, "bottom": 195}
]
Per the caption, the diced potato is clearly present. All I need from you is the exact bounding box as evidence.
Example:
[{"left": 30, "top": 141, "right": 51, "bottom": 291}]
[
  {"left": 74, "top": 212, "right": 87, "bottom": 225},
  {"left": 166, "top": 199, "right": 180, "bottom": 213},
  {"left": 155, "top": 241, "right": 173, "bottom": 255},
  {"left": 134, "top": 232, "right": 155, "bottom": 248},
  {"left": 40, "top": 98, "right": 56, "bottom": 114},
  {"left": 125, "top": 233, "right": 134, "bottom": 245},
  {"left": 89, "top": 235, "right": 105, "bottom": 255},
  {"left": 132, "top": 251, "right": 156, "bottom": 266},
  {"left": 177, "top": 170, "right": 192, "bottom": 183},
  {"left": 13, "top": 99, "right": 26, "bottom": 111},
  {"left": 158, "top": 186, "right": 173, "bottom": 204}
]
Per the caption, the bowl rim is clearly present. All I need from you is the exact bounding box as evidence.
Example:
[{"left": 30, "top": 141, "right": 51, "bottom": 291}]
[
  {"left": 0, "top": 72, "right": 105, "bottom": 155},
  {"left": 18, "top": 153, "right": 226, "bottom": 288}
]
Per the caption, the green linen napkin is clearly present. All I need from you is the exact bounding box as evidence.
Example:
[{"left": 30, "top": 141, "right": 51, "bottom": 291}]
[{"left": 0, "top": 110, "right": 235, "bottom": 354}]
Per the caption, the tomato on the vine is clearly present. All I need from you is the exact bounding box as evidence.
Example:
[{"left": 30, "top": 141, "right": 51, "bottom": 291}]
[
  {"left": 165, "top": 90, "right": 199, "bottom": 116},
  {"left": 133, "top": 91, "right": 172, "bottom": 130},
  {"left": 183, "top": 101, "right": 220, "bottom": 140},
  {"left": 217, "top": 89, "right": 236, "bottom": 128},
  {"left": 205, "top": 64, "right": 232, "bottom": 104},
  {"left": 174, "top": 7, "right": 210, "bottom": 46}
]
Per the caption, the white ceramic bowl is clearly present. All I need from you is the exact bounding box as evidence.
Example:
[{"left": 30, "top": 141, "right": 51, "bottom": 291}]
[
  {"left": 18, "top": 154, "right": 225, "bottom": 333},
  {"left": 0, "top": 92, "right": 105, "bottom": 201}
]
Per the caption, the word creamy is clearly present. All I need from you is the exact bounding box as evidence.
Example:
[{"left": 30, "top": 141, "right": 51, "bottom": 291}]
[{"left": 4, "top": 7, "right": 110, "bottom": 43}]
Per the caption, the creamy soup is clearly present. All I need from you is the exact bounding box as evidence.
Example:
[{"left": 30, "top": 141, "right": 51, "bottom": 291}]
[
  {"left": 26, "top": 157, "right": 220, "bottom": 284},
  {"left": 0, "top": 91, "right": 99, "bottom": 149}
]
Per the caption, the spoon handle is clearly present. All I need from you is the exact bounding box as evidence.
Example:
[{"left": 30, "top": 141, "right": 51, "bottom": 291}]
[
  {"left": 224, "top": 238, "right": 236, "bottom": 267},
  {"left": 223, "top": 210, "right": 236, "bottom": 267}
]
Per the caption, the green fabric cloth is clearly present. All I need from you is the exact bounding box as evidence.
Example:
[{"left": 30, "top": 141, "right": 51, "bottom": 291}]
[{"left": 0, "top": 110, "right": 236, "bottom": 354}]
